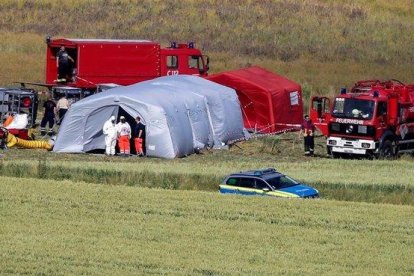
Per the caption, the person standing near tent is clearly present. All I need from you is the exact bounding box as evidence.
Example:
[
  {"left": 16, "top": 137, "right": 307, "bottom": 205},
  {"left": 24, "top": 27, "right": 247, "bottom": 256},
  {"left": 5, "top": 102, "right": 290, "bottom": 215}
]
[
  {"left": 133, "top": 116, "right": 146, "bottom": 156},
  {"left": 300, "top": 115, "right": 315, "bottom": 156},
  {"left": 117, "top": 116, "right": 131, "bottom": 156},
  {"left": 102, "top": 116, "right": 117, "bottom": 156},
  {"left": 56, "top": 95, "right": 70, "bottom": 125},
  {"left": 40, "top": 96, "right": 57, "bottom": 136}
]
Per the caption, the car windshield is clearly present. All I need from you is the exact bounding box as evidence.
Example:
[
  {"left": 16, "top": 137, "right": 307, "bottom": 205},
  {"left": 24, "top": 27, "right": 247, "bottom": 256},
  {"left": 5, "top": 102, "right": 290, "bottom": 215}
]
[
  {"left": 266, "top": 175, "right": 299, "bottom": 189},
  {"left": 332, "top": 98, "right": 374, "bottom": 120}
]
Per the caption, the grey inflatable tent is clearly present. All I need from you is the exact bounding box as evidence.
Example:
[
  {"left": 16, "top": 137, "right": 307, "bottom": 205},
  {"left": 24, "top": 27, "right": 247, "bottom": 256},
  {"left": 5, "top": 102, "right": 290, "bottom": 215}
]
[{"left": 53, "top": 75, "right": 245, "bottom": 158}]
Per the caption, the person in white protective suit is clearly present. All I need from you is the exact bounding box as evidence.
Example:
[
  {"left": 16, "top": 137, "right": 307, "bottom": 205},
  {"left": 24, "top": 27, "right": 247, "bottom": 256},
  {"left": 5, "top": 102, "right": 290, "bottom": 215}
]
[{"left": 102, "top": 115, "right": 117, "bottom": 155}]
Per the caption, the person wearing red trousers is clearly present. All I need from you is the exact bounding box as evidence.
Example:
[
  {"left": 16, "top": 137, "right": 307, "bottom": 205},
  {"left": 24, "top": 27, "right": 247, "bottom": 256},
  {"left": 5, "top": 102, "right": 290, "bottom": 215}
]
[
  {"left": 116, "top": 116, "right": 131, "bottom": 156},
  {"left": 300, "top": 115, "right": 315, "bottom": 156},
  {"left": 133, "top": 116, "right": 146, "bottom": 156}
]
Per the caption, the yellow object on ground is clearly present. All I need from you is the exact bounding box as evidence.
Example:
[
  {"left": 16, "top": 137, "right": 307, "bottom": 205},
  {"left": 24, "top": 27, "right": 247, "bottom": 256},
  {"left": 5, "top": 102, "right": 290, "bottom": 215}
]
[{"left": 6, "top": 132, "right": 52, "bottom": 150}]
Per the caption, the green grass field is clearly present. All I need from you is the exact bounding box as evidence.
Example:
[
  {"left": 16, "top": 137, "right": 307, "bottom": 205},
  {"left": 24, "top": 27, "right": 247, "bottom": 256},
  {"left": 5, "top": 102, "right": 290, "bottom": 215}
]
[
  {"left": 1, "top": 134, "right": 414, "bottom": 205},
  {"left": 2, "top": 117, "right": 414, "bottom": 275},
  {"left": 1, "top": 177, "right": 413, "bottom": 274},
  {"left": 1, "top": 146, "right": 414, "bottom": 205}
]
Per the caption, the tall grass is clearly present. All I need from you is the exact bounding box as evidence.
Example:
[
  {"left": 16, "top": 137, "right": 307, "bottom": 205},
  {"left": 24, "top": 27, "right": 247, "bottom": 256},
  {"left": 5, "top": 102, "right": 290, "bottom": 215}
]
[
  {"left": 0, "top": 0, "right": 413, "bottom": 63},
  {"left": 2, "top": 157, "right": 413, "bottom": 189},
  {"left": 1, "top": 146, "right": 413, "bottom": 205},
  {"left": 1, "top": 177, "right": 413, "bottom": 274}
]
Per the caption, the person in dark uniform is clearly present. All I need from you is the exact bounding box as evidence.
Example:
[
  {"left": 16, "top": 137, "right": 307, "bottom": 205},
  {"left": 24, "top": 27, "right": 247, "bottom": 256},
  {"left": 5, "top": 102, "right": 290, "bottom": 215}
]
[
  {"left": 40, "top": 96, "right": 57, "bottom": 136},
  {"left": 133, "top": 116, "right": 146, "bottom": 156},
  {"left": 56, "top": 46, "right": 74, "bottom": 82},
  {"left": 300, "top": 115, "right": 315, "bottom": 156}
]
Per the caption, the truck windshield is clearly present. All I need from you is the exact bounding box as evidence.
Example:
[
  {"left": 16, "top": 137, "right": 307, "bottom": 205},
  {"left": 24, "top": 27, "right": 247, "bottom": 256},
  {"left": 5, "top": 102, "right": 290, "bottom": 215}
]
[
  {"left": 265, "top": 175, "right": 298, "bottom": 190},
  {"left": 332, "top": 98, "right": 374, "bottom": 120},
  {"left": 188, "top": 55, "right": 205, "bottom": 73}
]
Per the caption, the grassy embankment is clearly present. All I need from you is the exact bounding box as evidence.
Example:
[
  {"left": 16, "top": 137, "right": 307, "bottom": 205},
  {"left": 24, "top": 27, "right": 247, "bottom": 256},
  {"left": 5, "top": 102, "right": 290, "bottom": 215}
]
[
  {"left": 1, "top": 177, "right": 413, "bottom": 274},
  {"left": 0, "top": 0, "right": 413, "bottom": 103},
  {"left": 2, "top": 134, "right": 414, "bottom": 205}
]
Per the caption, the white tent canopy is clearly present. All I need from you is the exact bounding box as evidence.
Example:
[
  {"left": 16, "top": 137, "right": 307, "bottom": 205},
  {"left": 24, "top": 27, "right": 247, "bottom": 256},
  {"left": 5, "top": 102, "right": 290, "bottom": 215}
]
[{"left": 53, "top": 75, "right": 245, "bottom": 158}]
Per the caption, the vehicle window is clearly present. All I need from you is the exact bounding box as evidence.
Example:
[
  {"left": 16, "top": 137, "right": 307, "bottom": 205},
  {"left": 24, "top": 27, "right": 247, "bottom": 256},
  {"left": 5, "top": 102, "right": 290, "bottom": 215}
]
[
  {"left": 323, "top": 98, "right": 330, "bottom": 113},
  {"left": 312, "top": 100, "right": 319, "bottom": 111},
  {"left": 377, "top": 102, "right": 387, "bottom": 117},
  {"left": 167, "top": 56, "right": 178, "bottom": 68},
  {"left": 188, "top": 55, "right": 203, "bottom": 70},
  {"left": 332, "top": 98, "right": 374, "bottom": 120},
  {"left": 238, "top": 177, "right": 255, "bottom": 189},
  {"left": 266, "top": 177, "right": 281, "bottom": 189},
  {"left": 255, "top": 179, "right": 270, "bottom": 190},
  {"left": 266, "top": 176, "right": 298, "bottom": 189},
  {"left": 312, "top": 98, "right": 330, "bottom": 117},
  {"left": 332, "top": 98, "right": 345, "bottom": 114},
  {"left": 279, "top": 176, "right": 298, "bottom": 188},
  {"left": 226, "top": 177, "right": 239, "bottom": 186},
  {"left": 66, "top": 93, "right": 80, "bottom": 99}
]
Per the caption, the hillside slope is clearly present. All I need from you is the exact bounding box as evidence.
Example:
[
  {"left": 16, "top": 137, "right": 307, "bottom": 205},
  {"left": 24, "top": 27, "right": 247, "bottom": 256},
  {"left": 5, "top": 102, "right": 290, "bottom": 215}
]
[{"left": 0, "top": 0, "right": 413, "bottom": 96}]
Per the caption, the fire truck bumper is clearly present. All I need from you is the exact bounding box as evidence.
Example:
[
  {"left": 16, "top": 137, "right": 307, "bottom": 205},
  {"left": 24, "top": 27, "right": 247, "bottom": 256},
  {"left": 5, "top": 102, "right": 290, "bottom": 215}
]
[{"left": 327, "top": 137, "right": 377, "bottom": 155}]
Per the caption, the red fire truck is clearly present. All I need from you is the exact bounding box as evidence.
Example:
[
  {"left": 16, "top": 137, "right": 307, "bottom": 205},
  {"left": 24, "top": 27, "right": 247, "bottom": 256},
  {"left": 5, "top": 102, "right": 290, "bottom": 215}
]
[
  {"left": 310, "top": 80, "right": 414, "bottom": 158},
  {"left": 45, "top": 37, "right": 209, "bottom": 95}
]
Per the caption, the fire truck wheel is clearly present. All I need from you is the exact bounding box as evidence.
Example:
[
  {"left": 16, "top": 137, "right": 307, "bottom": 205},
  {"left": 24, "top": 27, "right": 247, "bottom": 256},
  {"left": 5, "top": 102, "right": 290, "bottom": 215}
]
[
  {"left": 327, "top": 146, "right": 340, "bottom": 159},
  {"left": 379, "top": 140, "right": 396, "bottom": 159},
  {"left": 331, "top": 152, "right": 341, "bottom": 159}
]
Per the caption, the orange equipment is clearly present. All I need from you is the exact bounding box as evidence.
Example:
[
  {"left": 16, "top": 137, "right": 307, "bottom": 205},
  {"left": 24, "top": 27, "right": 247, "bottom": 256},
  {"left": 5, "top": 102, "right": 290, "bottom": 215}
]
[{"left": 3, "top": 115, "right": 13, "bottom": 127}]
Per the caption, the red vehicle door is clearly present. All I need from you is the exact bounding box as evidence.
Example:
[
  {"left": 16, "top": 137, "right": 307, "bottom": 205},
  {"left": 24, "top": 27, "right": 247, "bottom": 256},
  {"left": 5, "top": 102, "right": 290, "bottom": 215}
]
[{"left": 310, "top": 96, "right": 331, "bottom": 136}]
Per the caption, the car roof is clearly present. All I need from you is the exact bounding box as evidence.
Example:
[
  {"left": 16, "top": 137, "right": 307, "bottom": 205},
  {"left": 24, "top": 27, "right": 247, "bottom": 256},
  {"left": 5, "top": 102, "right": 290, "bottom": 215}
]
[{"left": 227, "top": 168, "right": 283, "bottom": 179}]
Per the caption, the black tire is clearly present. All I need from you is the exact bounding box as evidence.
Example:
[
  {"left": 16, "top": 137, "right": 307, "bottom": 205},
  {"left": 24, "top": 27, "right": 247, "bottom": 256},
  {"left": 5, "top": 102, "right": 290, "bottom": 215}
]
[
  {"left": 327, "top": 146, "right": 341, "bottom": 159},
  {"left": 379, "top": 140, "right": 396, "bottom": 159}
]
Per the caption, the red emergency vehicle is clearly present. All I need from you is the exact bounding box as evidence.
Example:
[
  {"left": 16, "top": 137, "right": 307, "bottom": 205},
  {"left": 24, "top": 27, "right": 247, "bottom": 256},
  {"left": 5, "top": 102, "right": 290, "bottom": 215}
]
[
  {"left": 310, "top": 80, "right": 414, "bottom": 158},
  {"left": 45, "top": 37, "right": 209, "bottom": 91}
]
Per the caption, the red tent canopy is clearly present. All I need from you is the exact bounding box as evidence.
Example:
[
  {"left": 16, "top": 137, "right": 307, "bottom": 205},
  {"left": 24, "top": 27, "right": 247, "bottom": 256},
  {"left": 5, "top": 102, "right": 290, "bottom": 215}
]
[{"left": 207, "top": 66, "right": 303, "bottom": 133}]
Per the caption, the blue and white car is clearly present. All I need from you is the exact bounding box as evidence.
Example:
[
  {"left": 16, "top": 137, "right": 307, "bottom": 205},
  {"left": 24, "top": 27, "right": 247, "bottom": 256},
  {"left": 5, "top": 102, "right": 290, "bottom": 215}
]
[{"left": 219, "top": 168, "right": 319, "bottom": 198}]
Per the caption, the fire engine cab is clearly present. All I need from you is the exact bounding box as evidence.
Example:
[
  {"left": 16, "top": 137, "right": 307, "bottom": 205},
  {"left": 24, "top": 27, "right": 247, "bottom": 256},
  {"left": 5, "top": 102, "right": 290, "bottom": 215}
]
[{"left": 311, "top": 80, "right": 414, "bottom": 158}]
